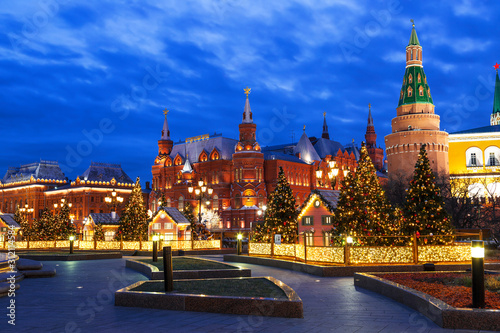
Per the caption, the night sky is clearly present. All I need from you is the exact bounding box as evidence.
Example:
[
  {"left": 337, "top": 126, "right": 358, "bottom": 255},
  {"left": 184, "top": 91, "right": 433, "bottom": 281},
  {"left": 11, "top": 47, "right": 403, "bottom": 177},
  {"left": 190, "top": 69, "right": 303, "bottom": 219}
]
[{"left": 2, "top": 0, "right": 500, "bottom": 185}]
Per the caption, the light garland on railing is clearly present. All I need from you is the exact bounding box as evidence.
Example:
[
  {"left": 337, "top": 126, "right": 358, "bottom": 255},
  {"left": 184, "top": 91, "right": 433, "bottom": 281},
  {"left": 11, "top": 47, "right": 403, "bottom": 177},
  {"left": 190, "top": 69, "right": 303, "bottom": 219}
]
[
  {"left": 249, "top": 243, "right": 271, "bottom": 255},
  {"left": 418, "top": 244, "right": 471, "bottom": 262},
  {"left": 274, "top": 244, "right": 295, "bottom": 257},
  {"left": 350, "top": 246, "right": 413, "bottom": 264},
  {"left": 307, "top": 246, "right": 344, "bottom": 263}
]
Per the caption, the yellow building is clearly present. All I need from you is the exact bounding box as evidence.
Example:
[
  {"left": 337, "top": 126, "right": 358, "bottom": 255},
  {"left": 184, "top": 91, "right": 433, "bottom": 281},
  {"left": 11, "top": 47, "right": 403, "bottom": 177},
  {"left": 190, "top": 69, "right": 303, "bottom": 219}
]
[{"left": 448, "top": 66, "right": 500, "bottom": 198}]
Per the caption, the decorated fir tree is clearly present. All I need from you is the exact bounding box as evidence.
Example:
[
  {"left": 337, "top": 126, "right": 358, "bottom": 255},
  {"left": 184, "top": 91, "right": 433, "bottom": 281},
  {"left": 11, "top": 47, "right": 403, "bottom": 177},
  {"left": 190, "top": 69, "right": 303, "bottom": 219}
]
[
  {"left": 333, "top": 143, "right": 396, "bottom": 245},
  {"left": 93, "top": 223, "right": 105, "bottom": 241},
  {"left": 254, "top": 167, "right": 298, "bottom": 243},
  {"left": 402, "top": 145, "right": 453, "bottom": 244},
  {"left": 55, "top": 201, "right": 76, "bottom": 240},
  {"left": 33, "top": 208, "right": 56, "bottom": 241},
  {"left": 158, "top": 192, "right": 167, "bottom": 208},
  {"left": 116, "top": 178, "right": 149, "bottom": 241},
  {"left": 182, "top": 202, "right": 198, "bottom": 239},
  {"left": 14, "top": 208, "right": 31, "bottom": 241}
]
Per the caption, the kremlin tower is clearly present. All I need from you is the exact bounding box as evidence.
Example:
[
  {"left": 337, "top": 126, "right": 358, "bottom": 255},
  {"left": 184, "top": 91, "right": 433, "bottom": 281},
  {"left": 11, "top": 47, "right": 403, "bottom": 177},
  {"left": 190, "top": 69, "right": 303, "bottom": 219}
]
[
  {"left": 365, "top": 104, "right": 384, "bottom": 171},
  {"left": 385, "top": 22, "right": 449, "bottom": 178}
]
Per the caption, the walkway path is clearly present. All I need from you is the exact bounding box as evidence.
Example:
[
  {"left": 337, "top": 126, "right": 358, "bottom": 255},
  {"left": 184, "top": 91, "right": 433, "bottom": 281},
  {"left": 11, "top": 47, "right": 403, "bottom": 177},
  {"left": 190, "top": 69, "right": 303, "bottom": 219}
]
[{"left": 0, "top": 255, "right": 494, "bottom": 332}]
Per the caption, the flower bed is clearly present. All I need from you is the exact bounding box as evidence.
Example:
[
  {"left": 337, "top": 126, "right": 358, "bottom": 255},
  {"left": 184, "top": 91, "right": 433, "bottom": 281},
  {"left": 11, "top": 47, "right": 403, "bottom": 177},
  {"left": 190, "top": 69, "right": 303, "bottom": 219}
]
[{"left": 379, "top": 272, "right": 500, "bottom": 309}]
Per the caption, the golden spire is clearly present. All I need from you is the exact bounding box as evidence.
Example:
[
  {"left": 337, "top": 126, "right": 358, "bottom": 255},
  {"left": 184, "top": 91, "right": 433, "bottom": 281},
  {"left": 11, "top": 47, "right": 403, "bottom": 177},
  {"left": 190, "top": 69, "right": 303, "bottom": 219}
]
[
  {"left": 368, "top": 103, "right": 371, "bottom": 110},
  {"left": 163, "top": 108, "right": 169, "bottom": 117},
  {"left": 323, "top": 111, "right": 326, "bottom": 117},
  {"left": 303, "top": 125, "right": 306, "bottom": 131},
  {"left": 244, "top": 86, "right": 251, "bottom": 97},
  {"left": 410, "top": 19, "right": 414, "bottom": 27}
]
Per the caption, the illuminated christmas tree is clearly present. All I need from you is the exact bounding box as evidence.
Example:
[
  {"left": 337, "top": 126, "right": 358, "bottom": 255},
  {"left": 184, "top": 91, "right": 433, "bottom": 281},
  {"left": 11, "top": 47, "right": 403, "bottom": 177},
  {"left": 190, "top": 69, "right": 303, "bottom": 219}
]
[
  {"left": 32, "top": 208, "right": 56, "bottom": 241},
  {"left": 116, "top": 178, "right": 149, "bottom": 241},
  {"left": 14, "top": 208, "right": 31, "bottom": 241},
  {"left": 182, "top": 202, "right": 198, "bottom": 239},
  {"left": 55, "top": 201, "right": 76, "bottom": 239},
  {"left": 254, "top": 167, "right": 298, "bottom": 243},
  {"left": 158, "top": 192, "right": 167, "bottom": 208},
  {"left": 402, "top": 145, "right": 453, "bottom": 244},
  {"left": 93, "top": 223, "right": 105, "bottom": 241},
  {"left": 333, "top": 143, "right": 396, "bottom": 245}
]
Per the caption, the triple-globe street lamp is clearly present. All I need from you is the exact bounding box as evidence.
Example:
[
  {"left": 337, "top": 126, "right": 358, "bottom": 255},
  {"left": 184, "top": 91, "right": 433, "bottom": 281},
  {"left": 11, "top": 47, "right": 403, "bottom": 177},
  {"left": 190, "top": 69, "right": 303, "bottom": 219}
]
[{"left": 188, "top": 180, "right": 213, "bottom": 247}]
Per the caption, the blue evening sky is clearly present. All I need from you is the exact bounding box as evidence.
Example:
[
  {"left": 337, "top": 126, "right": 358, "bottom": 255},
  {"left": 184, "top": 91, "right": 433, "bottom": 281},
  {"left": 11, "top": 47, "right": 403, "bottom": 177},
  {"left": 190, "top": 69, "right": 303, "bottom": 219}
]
[{"left": 1, "top": 0, "right": 499, "bottom": 185}]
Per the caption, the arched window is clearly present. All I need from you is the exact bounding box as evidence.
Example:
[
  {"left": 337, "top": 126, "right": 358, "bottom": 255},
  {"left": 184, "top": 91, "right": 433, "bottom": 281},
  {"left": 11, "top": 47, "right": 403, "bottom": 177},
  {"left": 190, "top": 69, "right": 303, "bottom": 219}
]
[
  {"left": 409, "top": 74, "right": 413, "bottom": 84},
  {"left": 485, "top": 146, "right": 500, "bottom": 166},
  {"left": 419, "top": 86, "right": 424, "bottom": 96},
  {"left": 400, "top": 90, "right": 403, "bottom": 99},
  {"left": 166, "top": 197, "right": 171, "bottom": 207},
  {"left": 235, "top": 194, "right": 241, "bottom": 209},
  {"left": 213, "top": 195, "right": 219, "bottom": 211},
  {"left": 466, "top": 147, "right": 484, "bottom": 167},
  {"left": 178, "top": 196, "right": 184, "bottom": 211},
  {"left": 258, "top": 194, "right": 264, "bottom": 208},
  {"left": 417, "top": 73, "right": 421, "bottom": 83},
  {"left": 407, "top": 87, "right": 413, "bottom": 97}
]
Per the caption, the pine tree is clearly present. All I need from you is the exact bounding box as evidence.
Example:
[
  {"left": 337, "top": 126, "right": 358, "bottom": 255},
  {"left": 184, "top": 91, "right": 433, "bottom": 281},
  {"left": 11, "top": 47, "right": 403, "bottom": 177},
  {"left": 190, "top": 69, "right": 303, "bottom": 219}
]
[
  {"left": 333, "top": 143, "right": 396, "bottom": 245},
  {"left": 14, "top": 208, "right": 31, "bottom": 241},
  {"left": 33, "top": 208, "right": 56, "bottom": 241},
  {"left": 402, "top": 145, "right": 453, "bottom": 244},
  {"left": 254, "top": 167, "right": 298, "bottom": 243},
  {"left": 116, "top": 178, "right": 149, "bottom": 241},
  {"left": 158, "top": 192, "right": 167, "bottom": 208},
  {"left": 93, "top": 223, "right": 105, "bottom": 241},
  {"left": 182, "top": 202, "right": 197, "bottom": 239},
  {"left": 55, "top": 201, "right": 76, "bottom": 240}
]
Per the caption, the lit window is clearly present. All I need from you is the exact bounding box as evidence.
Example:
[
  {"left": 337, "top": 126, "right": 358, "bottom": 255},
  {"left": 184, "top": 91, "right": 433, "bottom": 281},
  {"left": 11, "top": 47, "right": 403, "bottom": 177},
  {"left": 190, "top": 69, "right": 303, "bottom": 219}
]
[
  {"left": 164, "top": 233, "right": 174, "bottom": 241},
  {"left": 152, "top": 223, "right": 161, "bottom": 230},
  {"left": 302, "top": 216, "right": 313, "bottom": 225},
  {"left": 321, "top": 216, "right": 332, "bottom": 225},
  {"left": 164, "top": 223, "right": 173, "bottom": 229}
]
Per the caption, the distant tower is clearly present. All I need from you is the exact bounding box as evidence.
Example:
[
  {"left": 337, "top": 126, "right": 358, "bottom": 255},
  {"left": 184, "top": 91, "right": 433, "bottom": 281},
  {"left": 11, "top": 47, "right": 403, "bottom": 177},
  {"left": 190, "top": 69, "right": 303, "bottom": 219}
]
[
  {"left": 232, "top": 87, "right": 265, "bottom": 207},
  {"left": 158, "top": 108, "right": 173, "bottom": 156},
  {"left": 385, "top": 21, "right": 449, "bottom": 178},
  {"left": 321, "top": 112, "right": 330, "bottom": 139},
  {"left": 365, "top": 104, "right": 384, "bottom": 171},
  {"left": 491, "top": 63, "right": 500, "bottom": 125}
]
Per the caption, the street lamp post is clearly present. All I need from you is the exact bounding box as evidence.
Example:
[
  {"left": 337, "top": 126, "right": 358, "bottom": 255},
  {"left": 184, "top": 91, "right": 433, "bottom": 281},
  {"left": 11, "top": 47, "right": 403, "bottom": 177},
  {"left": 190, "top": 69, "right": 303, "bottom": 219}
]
[
  {"left": 316, "top": 160, "right": 341, "bottom": 189},
  {"left": 105, "top": 189, "right": 124, "bottom": 217},
  {"left": 69, "top": 235, "right": 75, "bottom": 254},
  {"left": 471, "top": 240, "right": 485, "bottom": 308},
  {"left": 152, "top": 234, "right": 159, "bottom": 262},
  {"left": 188, "top": 180, "right": 213, "bottom": 249}
]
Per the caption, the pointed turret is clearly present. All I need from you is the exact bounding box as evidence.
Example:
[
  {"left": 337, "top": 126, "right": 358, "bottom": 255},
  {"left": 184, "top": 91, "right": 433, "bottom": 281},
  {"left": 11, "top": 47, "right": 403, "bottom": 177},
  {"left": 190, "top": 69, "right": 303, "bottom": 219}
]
[
  {"left": 242, "top": 86, "right": 253, "bottom": 124},
  {"left": 294, "top": 126, "right": 321, "bottom": 164},
  {"left": 158, "top": 108, "right": 173, "bottom": 156},
  {"left": 161, "top": 109, "right": 170, "bottom": 140},
  {"left": 321, "top": 112, "right": 330, "bottom": 139},
  {"left": 365, "top": 104, "right": 376, "bottom": 148},
  {"left": 237, "top": 87, "right": 259, "bottom": 150},
  {"left": 491, "top": 64, "right": 500, "bottom": 125},
  {"left": 181, "top": 157, "right": 193, "bottom": 173},
  {"left": 408, "top": 22, "right": 420, "bottom": 46}
]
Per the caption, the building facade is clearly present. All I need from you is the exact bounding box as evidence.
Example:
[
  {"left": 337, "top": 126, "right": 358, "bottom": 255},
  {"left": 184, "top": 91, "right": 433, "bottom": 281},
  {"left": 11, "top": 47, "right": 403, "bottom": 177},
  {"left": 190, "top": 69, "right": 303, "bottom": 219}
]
[
  {"left": 150, "top": 90, "right": 362, "bottom": 234},
  {"left": 448, "top": 67, "right": 500, "bottom": 198},
  {"left": 0, "top": 161, "right": 149, "bottom": 237},
  {"left": 385, "top": 23, "right": 449, "bottom": 179}
]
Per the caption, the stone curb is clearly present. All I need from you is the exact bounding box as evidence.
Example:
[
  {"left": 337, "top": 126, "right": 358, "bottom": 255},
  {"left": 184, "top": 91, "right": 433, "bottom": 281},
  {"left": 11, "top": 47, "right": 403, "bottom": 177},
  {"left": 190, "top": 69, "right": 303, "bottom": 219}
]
[
  {"left": 224, "top": 255, "right": 500, "bottom": 277},
  {"left": 354, "top": 272, "right": 500, "bottom": 331},
  {"left": 126, "top": 258, "right": 251, "bottom": 280},
  {"left": 115, "top": 276, "right": 303, "bottom": 318}
]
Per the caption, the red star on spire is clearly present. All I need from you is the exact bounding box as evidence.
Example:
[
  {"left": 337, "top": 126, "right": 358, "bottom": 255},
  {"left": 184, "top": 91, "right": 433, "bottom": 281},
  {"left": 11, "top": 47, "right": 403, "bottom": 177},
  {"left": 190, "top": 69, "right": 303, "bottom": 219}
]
[{"left": 494, "top": 63, "right": 500, "bottom": 70}]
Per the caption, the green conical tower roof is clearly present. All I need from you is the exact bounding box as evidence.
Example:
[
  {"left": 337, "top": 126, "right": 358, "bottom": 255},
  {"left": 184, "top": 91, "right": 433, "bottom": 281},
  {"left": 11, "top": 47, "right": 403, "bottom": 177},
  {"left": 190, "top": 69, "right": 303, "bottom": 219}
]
[
  {"left": 408, "top": 23, "right": 420, "bottom": 46},
  {"left": 493, "top": 70, "right": 500, "bottom": 115}
]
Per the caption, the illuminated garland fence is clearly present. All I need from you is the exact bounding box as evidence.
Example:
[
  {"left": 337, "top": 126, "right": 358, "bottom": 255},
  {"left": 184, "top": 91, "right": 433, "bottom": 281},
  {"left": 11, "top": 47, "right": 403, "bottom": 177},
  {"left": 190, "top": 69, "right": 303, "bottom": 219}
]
[
  {"left": 249, "top": 235, "right": 473, "bottom": 265},
  {"left": 0, "top": 239, "right": 221, "bottom": 251}
]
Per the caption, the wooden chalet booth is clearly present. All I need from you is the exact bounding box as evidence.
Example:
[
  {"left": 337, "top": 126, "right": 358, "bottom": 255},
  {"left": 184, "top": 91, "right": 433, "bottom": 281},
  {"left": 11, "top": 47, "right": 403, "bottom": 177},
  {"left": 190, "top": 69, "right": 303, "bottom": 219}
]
[
  {"left": 149, "top": 207, "right": 191, "bottom": 241},
  {"left": 84, "top": 212, "right": 120, "bottom": 241},
  {"left": 297, "top": 189, "right": 340, "bottom": 246}
]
